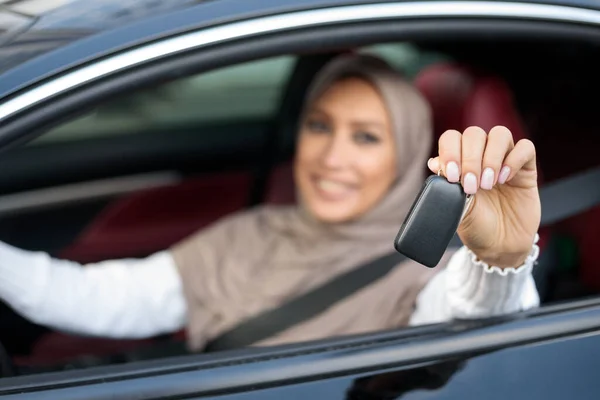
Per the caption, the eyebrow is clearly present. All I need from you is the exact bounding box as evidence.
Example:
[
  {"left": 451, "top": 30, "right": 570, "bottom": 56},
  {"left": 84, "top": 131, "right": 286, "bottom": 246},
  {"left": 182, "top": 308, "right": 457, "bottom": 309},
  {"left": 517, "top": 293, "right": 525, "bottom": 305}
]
[
  {"left": 305, "top": 107, "right": 328, "bottom": 117},
  {"left": 307, "top": 108, "right": 385, "bottom": 129},
  {"left": 350, "top": 120, "right": 385, "bottom": 130}
]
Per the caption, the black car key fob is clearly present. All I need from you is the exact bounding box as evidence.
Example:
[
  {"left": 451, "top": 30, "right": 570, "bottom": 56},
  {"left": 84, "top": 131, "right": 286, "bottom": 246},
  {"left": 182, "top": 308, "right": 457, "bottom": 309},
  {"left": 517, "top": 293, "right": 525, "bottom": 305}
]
[{"left": 394, "top": 174, "right": 472, "bottom": 268}]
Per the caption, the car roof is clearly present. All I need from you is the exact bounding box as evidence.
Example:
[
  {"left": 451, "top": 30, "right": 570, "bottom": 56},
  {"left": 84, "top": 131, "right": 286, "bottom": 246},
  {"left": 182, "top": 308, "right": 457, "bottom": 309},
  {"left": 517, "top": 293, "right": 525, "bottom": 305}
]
[
  {"left": 0, "top": 0, "right": 206, "bottom": 73},
  {"left": 0, "top": 0, "right": 202, "bottom": 36},
  {"left": 0, "top": 0, "right": 356, "bottom": 90},
  {"left": 0, "top": 0, "right": 598, "bottom": 96}
]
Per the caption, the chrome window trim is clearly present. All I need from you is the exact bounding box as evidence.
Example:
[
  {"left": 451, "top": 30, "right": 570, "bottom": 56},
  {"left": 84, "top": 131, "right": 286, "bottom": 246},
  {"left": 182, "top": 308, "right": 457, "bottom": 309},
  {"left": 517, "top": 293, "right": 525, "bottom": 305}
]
[{"left": 0, "top": 1, "right": 599, "bottom": 122}]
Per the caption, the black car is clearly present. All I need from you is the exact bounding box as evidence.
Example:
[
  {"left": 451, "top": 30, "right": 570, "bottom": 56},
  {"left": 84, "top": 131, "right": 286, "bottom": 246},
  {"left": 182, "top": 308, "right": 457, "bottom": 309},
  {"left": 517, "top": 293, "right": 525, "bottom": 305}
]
[{"left": 1, "top": 0, "right": 600, "bottom": 398}]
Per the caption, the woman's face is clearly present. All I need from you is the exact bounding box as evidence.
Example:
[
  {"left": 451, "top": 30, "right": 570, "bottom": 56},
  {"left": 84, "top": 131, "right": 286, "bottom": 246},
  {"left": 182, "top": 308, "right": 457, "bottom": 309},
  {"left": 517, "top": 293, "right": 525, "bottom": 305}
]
[{"left": 295, "top": 77, "right": 397, "bottom": 223}]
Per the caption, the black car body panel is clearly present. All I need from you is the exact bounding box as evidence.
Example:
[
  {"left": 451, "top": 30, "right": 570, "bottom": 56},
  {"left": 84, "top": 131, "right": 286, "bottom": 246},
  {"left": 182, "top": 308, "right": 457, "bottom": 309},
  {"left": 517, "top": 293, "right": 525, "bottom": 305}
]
[{"left": 1, "top": 300, "right": 600, "bottom": 398}]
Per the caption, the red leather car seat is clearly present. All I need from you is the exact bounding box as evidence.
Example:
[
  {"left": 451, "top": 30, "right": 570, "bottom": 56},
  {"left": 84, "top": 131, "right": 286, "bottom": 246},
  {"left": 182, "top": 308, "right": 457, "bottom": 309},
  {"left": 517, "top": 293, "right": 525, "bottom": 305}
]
[
  {"left": 60, "top": 171, "right": 253, "bottom": 263},
  {"left": 414, "top": 63, "right": 530, "bottom": 156}
]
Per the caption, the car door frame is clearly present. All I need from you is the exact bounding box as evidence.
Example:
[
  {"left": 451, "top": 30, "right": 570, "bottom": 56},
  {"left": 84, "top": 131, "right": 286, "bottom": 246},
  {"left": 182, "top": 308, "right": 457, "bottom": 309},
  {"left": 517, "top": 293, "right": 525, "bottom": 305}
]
[{"left": 1, "top": 1, "right": 600, "bottom": 398}]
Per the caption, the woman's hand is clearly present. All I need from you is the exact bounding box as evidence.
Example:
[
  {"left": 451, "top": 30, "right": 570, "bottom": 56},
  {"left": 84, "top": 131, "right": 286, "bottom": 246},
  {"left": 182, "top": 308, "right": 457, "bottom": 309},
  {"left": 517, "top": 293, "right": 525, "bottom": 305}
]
[{"left": 427, "top": 126, "right": 541, "bottom": 269}]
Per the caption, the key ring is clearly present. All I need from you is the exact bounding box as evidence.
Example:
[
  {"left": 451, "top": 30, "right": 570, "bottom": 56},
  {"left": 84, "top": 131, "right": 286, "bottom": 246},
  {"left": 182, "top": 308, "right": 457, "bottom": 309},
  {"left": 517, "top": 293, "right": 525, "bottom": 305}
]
[
  {"left": 461, "top": 193, "right": 474, "bottom": 222},
  {"left": 438, "top": 169, "right": 473, "bottom": 222}
]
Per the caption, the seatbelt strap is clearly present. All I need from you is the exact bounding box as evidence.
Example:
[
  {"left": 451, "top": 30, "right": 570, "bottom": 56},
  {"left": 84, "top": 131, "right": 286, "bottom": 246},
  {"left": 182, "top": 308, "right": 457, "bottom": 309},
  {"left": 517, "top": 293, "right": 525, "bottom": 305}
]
[
  {"left": 205, "top": 164, "right": 600, "bottom": 351},
  {"left": 539, "top": 166, "right": 600, "bottom": 225},
  {"left": 204, "top": 251, "right": 409, "bottom": 352}
]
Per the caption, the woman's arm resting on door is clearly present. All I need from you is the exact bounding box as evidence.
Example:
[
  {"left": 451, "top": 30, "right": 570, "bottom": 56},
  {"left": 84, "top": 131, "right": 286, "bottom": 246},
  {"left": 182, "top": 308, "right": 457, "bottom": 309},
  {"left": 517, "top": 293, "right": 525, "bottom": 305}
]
[{"left": 0, "top": 241, "right": 186, "bottom": 338}]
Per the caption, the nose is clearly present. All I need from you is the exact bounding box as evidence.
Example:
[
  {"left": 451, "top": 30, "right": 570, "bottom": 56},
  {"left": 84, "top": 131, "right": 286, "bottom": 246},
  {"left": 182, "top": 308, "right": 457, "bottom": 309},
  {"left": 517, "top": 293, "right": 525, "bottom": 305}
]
[{"left": 321, "top": 131, "right": 350, "bottom": 169}]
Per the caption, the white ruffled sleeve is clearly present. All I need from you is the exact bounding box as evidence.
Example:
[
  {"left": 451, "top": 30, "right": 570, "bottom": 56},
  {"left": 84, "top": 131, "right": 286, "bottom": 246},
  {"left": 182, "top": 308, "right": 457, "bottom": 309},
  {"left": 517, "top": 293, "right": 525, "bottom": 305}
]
[{"left": 409, "top": 234, "right": 540, "bottom": 326}]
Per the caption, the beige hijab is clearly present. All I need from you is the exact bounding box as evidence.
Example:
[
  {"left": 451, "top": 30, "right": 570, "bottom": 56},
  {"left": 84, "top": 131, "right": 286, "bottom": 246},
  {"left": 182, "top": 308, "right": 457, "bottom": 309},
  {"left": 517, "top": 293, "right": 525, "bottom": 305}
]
[{"left": 172, "top": 53, "right": 449, "bottom": 351}]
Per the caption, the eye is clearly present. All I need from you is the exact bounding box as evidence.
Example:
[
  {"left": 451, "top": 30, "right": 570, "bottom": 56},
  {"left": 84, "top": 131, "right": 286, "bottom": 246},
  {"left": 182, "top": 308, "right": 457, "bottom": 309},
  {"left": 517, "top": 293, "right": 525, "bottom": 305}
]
[
  {"left": 305, "top": 119, "right": 331, "bottom": 134},
  {"left": 354, "top": 131, "right": 380, "bottom": 144}
]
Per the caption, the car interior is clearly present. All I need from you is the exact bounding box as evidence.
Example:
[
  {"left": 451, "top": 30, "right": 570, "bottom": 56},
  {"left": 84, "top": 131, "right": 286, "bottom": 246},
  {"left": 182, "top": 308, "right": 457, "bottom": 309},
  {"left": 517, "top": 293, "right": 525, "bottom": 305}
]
[{"left": 0, "top": 35, "right": 599, "bottom": 376}]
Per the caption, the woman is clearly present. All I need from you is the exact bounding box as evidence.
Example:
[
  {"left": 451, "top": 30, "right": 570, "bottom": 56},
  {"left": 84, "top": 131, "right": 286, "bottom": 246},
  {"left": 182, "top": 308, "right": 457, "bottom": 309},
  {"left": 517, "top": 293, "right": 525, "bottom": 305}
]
[{"left": 0, "top": 54, "right": 540, "bottom": 351}]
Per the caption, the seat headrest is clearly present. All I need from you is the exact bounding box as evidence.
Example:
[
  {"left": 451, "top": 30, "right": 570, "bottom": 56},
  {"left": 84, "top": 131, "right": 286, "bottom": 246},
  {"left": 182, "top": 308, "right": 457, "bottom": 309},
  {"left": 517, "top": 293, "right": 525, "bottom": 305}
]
[
  {"left": 415, "top": 63, "right": 474, "bottom": 134},
  {"left": 414, "top": 62, "right": 528, "bottom": 143}
]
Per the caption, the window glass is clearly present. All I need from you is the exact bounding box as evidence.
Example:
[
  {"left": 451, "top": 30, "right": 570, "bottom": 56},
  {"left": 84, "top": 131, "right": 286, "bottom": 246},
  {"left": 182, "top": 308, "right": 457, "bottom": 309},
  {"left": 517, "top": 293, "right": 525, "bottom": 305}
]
[
  {"left": 31, "top": 55, "right": 296, "bottom": 145},
  {"left": 32, "top": 45, "right": 449, "bottom": 146}
]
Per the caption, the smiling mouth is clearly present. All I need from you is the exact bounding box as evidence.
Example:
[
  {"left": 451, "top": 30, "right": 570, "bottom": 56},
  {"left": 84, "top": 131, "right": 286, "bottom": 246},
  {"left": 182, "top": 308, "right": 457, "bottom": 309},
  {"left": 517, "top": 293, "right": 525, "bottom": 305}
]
[{"left": 312, "top": 177, "right": 357, "bottom": 201}]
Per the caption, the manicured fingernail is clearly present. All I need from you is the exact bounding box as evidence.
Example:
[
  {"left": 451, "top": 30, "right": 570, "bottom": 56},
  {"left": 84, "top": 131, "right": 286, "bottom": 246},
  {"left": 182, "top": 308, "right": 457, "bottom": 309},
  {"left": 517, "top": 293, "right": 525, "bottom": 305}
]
[
  {"left": 481, "top": 167, "right": 495, "bottom": 190},
  {"left": 446, "top": 162, "right": 460, "bottom": 182},
  {"left": 464, "top": 172, "right": 478, "bottom": 194},
  {"left": 427, "top": 158, "right": 433, "bottom": 169},
  {"left": 498, "top": 166, "right": 511, "bottom": 184}
]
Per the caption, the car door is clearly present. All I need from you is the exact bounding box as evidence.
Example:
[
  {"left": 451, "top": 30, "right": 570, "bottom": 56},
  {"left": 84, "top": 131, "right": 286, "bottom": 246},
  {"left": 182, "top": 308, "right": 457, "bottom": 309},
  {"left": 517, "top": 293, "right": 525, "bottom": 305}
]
[
  {"left": 1, "top": 299, "right": 600, "bottom": 399},
  {"left": 1, "top": 0, "right": 600, "bottom": 399}
]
